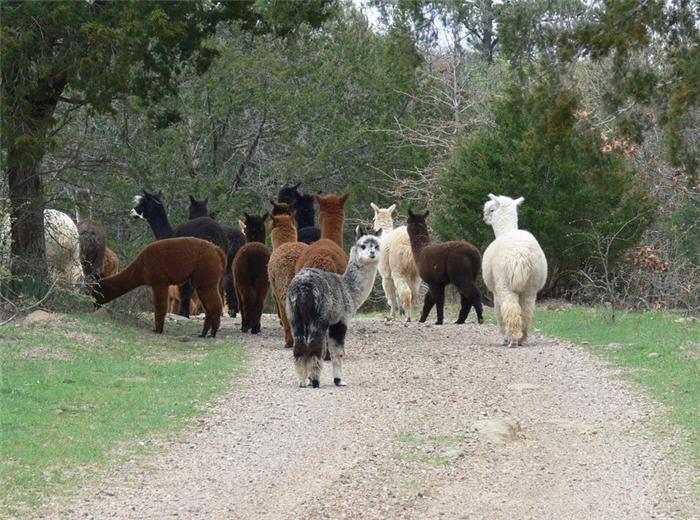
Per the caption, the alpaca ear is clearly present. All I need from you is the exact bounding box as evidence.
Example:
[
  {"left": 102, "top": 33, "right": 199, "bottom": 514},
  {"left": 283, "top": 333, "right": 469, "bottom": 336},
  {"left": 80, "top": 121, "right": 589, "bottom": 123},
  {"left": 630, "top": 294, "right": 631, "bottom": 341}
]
[
  {"left": 488, "top": 193, "right": 498, "bottom": 202},
  {"left": 238, "top": 219, "right": 246, "bottom": 233},
  {"left": 244, "top": 212, "right": 251, "bottom": 220},
  {"left": 370, "top": 202, "right": 380, "bottom": 213},
  {"left": 294, "top": 182, "right": 301, "bottom": 190},
  {"left": 388, "top": 204, "right": 396, "bottom": 214},
  {"left": 423, "top": 210, "right": 430, "bottom": 218},
  {"left": 515, "top": 197, "right": 525, "bottom": 206},
  {"left": 408, "top": 207, "right": 415, "bottom": 218},
  {"left": 189, "top": 195, "right": 196, "bottom": 204},
  {"left": 340, "top": 193, "right": 350, "bottom": 204},
  {"left": 269, "top": 198, "right": 277, "bottom": 207},
  {"left": 375, "top": 228, "right": 383, "bottom": 238},
  {"left": 355, "top": 224, "right": 364, "bottom": 241}
]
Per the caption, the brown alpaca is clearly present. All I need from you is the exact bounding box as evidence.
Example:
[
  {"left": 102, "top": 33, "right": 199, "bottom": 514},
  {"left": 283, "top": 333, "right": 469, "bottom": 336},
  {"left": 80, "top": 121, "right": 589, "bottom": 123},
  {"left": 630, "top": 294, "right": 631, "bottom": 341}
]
[
  {"left": 406, "top": 209, "right": 484, "bottom": 326},
  {"left": 270, "top": 199, "right": 295, "bottom": 219},
  {"left": 294, "top": 193, "right": 349, "bottom": 274},
  {"left": 232, "top": 213, "right": 271, "bottom": 334},
  {"left": 93, "top": 237, "right": 225, "bottom": 337},
  {"left": 102, "top": 246, "right": 119, "bottom": 277},
  {"left": 268, "top": 214, "right": 308, "bottom": 347}
]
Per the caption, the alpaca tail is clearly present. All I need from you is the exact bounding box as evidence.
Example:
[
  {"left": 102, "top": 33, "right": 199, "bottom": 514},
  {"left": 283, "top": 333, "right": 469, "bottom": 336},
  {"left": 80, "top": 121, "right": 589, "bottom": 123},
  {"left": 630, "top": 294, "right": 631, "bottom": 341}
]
[
  {"left": 501, "top": 291, "right": 523, "bottom": 343},
  {"left": 505, "top": 250, "right": 535, "bottom": 294}
]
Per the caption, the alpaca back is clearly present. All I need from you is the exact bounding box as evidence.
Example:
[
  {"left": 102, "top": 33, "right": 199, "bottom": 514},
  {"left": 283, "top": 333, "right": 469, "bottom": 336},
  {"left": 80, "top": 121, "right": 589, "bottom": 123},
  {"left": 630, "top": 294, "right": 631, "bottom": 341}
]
[
  {"left": 288, "top": 268, "right": 353, "bottom": 327},
  {"left": 379, "top": 226, "right": 416, "bottom": 280},
  {"left": 418, "top": 241, "right": 481, "bottom": 284},
  {"left": 44, "top": 209, "right": 83, "bottom": 286},
  {"left": 78, "top": 219, "right": 107, "bottom": 281},
  {"left": 483, "top": 229, "right": 547, "bottom": 294},
  {"left": 234, "top": 242, "right": 271, "bottom": 286},
  {"left": 295, "top": 239, "right": 347, "bottom": 274}
]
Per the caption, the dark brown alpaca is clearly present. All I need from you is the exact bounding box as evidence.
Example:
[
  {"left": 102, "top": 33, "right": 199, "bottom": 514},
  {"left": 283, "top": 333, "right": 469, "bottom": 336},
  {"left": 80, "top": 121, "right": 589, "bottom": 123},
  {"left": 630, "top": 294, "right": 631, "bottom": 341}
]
[
  {"left": 295, "top": 193, "right": 349, "bottom": 274},
  {"left": 232, "top": 213, "right": 271, "bottom": 334},
  {"left": 78, "top": 219, "right": 107, "bottom": 285},
  {"left": 93, "top": 237, "right": 225, "bottom": 336},
  {"left": 406, "top": 209, "right": 484, "bottom": 325}
]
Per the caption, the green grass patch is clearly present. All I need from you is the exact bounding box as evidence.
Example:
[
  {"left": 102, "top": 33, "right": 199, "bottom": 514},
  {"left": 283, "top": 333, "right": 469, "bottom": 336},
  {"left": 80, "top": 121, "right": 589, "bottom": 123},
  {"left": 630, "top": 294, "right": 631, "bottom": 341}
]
[
  {"left": 0, "top": 312, "right": 246, "bottom": 516},
  {"left": 534, "top": 306, "right": 699, "bottom": 465}
]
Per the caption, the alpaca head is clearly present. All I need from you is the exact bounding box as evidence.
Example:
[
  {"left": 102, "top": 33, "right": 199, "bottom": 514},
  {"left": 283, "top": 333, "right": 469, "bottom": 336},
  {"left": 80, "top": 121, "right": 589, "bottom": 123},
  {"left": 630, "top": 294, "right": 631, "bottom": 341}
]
[
  {"left": 277, "top": 182, "right": 302, "bottom": 206},
  {"left": 370, "top": 203, "right": 396, "bottom": 232},
  {"left": 483, "top": 194, "right": 524, "bottom": 233},
  {"left": 270, "top": 199, "right": 295, "bottom": 217},
  {"left": 294, "top": 192, "right": 315, "bottom": 215},
  {"left": 188, "top": 196, "right": 209, "bottom": 220},
  {"left": 131, "top": 191, "right": 164, "bottom": 220},
  {"left": 350, "top": 225, "right": 382, "bottom": 266},
  {"left": 406, "top": 208, "right": 430, "bottom": 234},
  {"left": 242, "top": 212, "right": 269, "bottom": 243},
  {"left": 315, "top": 192, "right": 349, "bottom": 228}
]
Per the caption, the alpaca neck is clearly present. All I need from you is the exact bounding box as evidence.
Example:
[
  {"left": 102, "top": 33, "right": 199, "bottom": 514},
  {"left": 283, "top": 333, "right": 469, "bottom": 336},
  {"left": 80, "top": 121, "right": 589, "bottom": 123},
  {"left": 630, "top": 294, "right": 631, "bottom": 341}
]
[
  {"left": 95, "top": 261, "right": 145, "bottom": 304},
  {"left": 147, "top": 207, "right": 175, "bottom": 240},
  {"left": 408, "top": 226, "right": 431, "bottom": 259},
  {"left": 376, "top": 220, "right": 393, "bottom": 235},
  {"left": 320, "top": 214, "right": 344, "bottom": 247},
  {"left": 491, "top": 213, "right": 519, "bottom": 237},
  {"left": 296, "top": 208, "right": 315, "bottom": 229},
  {"left": 343, "top": 259, "right": 379, "bottom": 311},
  {"left": 246, "top": 229, "right": 266, "bottom": 244},
  {"left": 271, "top": 227, "right": 297, "bottom": 249}
]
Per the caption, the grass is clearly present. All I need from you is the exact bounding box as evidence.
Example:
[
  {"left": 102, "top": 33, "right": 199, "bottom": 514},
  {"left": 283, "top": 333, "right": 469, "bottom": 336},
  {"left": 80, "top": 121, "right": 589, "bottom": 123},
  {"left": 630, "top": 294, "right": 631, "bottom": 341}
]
[
  {"left": 534, "top": 306, "right": 700, "bottom": 466},
  {"left": 0, "top": 311, "right": 246, "bottom": 516}
]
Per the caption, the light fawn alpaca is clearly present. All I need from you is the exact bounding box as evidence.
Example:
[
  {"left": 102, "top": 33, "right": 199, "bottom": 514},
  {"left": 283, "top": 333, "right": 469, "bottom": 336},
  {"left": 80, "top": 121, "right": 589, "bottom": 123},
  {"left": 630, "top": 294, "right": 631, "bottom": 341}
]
[
  {"left": 287, "top": 226, "right": 381, "bottom": 388},
  {"left": 371, "top": 203, "right": 422, "bottom": 321}
]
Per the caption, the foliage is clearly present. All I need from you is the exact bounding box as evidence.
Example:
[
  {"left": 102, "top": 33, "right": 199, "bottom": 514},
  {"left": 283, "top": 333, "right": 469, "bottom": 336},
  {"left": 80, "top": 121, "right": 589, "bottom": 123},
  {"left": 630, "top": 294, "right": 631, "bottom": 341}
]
[
  {"left": 0, "top": 313, "right": 246, "bottom": 516},
  {"left": 433, "top": 75, "right": 655, "bottom": 293}
]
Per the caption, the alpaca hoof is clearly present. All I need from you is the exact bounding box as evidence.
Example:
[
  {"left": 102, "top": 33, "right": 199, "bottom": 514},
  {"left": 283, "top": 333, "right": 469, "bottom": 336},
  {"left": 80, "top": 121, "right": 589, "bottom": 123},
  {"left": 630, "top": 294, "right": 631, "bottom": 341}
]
[
  {"left": 454, "top": 319, "right": 465, "bottom": 324},
  {"left": 299, "top": 379, "right": 309, "bottom": 388},
  {"left": 418, "top": 317, "right": 427, "bottom": 323},
  {"left": 251, "top": 326, "right": 261, "bottom": 334},
  {"left": 405, "top": 316, "right": 411, "bottom": 323},
  {"left": 334, "top": 378, "right": 347, "bottom": 387},
  {"left": 311, "top": 379, "right": 320, "bottom": 388},
  {"left": 434, "top": 320, "right": 443, "bottom": 326},
  {"left": 228, "top": 311, "right": 237, "bottom": 318},
  {"left": 241, "top": 325, "right": 250, "bottom": 333},
  {"left": 478, "top": 317, "right": 484, "bottom": 324}
]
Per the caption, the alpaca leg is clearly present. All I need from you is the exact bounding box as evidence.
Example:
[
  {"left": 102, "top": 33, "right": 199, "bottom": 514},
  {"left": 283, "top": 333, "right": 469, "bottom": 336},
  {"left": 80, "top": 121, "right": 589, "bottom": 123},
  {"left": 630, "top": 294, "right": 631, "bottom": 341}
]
[
  {"left": 278, "top": 297, "right": 294, "bottom": 348},
  {"left": 419, "top": 291, "right": 435, "bottom": 323},
  {"left": 328, "top": 322, "right": 348, "bottom": 386},
  {"left": 382, "top": 275, "right": 398, "bottom": 319},
  {"left": 456, "top": 293, "right": 472, "bottom": 324},
  {"left": 473, "top": 288, "right": 484, "bottom": 324},
  {"left": 225, "top": 271, "right": 238, "bottom": 318},
  {"left": 151, "top": 285, "right": 169, "bottom": 334},
  {"left": 292, "top": 311, "right": 310, "bottom": 387},
  {"left": 501, "top": 291, "right": 523, "bottom": 347},
  {"left": 428, "top": 283, "right": 446, "bottom": 325},
  {"left": 199, "top": 286, "right": 223, "bottom": 338},
  {"left": 518, "top": 293, "right": 536, "bottom": 345},
  {"left": 178, "top": 281, "right": 193, "bottom": 318},
  {"left": 237, "top": 286, "right": 250, "bottom": 332},
  {"left": 395, "top": 276, "right": 413, "bottom": 322}
]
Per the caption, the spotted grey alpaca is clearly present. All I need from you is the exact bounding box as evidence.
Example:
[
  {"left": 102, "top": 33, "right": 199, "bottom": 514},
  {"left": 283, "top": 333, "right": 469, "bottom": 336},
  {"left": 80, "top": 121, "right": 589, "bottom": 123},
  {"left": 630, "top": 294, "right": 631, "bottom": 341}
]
[{"left": 287, "top": 226, "right": 382, "bottom": 388}]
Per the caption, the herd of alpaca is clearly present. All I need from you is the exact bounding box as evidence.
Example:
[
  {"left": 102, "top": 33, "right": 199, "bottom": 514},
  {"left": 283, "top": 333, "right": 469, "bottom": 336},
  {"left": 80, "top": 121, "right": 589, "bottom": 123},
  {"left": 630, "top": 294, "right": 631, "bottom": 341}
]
[{"left": 2, "top": 182, "right": 547, "bottom": 387}]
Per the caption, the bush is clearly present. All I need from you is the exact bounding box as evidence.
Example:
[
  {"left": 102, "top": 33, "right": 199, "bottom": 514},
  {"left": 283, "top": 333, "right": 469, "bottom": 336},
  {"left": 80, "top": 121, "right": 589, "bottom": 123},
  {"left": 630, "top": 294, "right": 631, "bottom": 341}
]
[{"left": 434, "top": 77, "right": 655, "bottom": 295}]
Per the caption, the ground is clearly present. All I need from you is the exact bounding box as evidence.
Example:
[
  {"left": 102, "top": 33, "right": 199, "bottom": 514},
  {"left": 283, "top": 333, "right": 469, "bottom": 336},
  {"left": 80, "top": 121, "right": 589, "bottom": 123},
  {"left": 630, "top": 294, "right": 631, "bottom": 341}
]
[{"left": 40, "top": 313, "right": 698, "bottom": 519}]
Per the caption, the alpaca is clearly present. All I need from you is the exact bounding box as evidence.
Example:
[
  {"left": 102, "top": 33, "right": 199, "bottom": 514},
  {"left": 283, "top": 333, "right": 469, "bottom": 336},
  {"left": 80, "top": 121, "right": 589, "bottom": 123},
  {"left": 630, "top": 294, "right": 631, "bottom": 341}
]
[
  {"left": 270, "top": 200, "right": 294, "bottom": 218},
  {"left": 44, "top": 209, "right": 84, "bottom": 287},
  {"left": 131, "top": 191, "right": 228, "bottom": 318},
  {"left": 232, "top": 212, "right": 271, "bottom": 334},
  {"left": 78, "top": 219, "right": 106, "bottom": 286},
  {"left": 268, "top": 214, "right": 308, "bottom": 347},
  {"left": 295, "top": 193, "right": 349, "bottom": 275},
  {"left": 287, "top": 227, "right": 381, "bottom": 388},
  {"left": 93, "top": 237, "right": 225, "bottom": 337},
  {"left": 102, "top": 247, "right": 119, "bottom": 277},
  {"left": 276, "top": 183, "right": 320, "bottom": 244},
  {"left": 482, "top": 194, "right": 547, "bottom": 347},
  {"left": 188, "top": 195, "right": 245, "bottom": 317},
  {"left": 406, "top": 209, "right": 484, "bottom": 325},
  {"left": 371, "top": 203, "right": 422, "bottom": 321}
]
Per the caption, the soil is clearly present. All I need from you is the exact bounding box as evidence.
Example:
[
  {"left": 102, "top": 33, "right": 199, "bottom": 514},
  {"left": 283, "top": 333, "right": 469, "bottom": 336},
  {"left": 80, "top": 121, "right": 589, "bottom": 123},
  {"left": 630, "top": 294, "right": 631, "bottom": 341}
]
[{"left": 39, "top": 312, "right": 698, "bottom": 519}]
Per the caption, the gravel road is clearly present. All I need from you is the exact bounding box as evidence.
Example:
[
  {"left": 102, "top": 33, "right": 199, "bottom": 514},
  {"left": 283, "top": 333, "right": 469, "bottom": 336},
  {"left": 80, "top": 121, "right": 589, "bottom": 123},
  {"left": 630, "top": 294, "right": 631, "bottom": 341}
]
[{"left": 41, "top": 311, "right": 698, "bottom": 519}]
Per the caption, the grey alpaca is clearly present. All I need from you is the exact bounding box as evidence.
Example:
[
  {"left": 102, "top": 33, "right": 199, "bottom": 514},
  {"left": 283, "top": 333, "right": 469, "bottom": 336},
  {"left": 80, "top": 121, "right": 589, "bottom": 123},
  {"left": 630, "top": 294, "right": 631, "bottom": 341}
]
[{"left": 287, "top": 227, "right": 382, "bottom": 388}]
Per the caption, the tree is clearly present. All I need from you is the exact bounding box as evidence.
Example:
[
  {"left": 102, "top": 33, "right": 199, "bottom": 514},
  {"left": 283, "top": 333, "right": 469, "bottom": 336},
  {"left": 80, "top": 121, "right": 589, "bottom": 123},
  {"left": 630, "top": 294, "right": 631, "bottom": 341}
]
[
  {"left": 0, "top": 0, "right": 333, "bottom": 283},
  {"left": 434, "top": 76, "right": 655, "bottom": 294}
]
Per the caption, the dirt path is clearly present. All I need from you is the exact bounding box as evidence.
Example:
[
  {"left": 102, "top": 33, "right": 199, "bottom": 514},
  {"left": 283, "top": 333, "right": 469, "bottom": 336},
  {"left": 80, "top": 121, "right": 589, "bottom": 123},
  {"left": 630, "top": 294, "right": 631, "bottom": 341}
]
[{"left": 43, "top": 313, "right": 697, "bottom": 519}]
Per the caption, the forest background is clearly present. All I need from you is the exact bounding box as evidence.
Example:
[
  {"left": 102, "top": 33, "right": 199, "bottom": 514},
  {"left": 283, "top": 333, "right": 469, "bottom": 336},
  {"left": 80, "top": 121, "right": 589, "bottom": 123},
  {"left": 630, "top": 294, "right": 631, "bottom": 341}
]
[{"left": 1, "top": 0, "right": 698, "bottom": 312}]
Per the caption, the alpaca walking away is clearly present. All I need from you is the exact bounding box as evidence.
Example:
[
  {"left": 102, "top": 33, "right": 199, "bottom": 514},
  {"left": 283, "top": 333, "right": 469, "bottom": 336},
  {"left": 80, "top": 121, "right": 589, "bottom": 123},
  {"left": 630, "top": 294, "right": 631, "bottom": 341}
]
[
  {"left": 295, "top": 193, "right": 349, "bottom": 274},
  {"left": 78, "top": 219, "right": 106, "bottom": 286},
  {"left": 482, "top": 194, "right": 547, "bottom": 347},
  {"left": 93, "top": 237, "right": 225, "bottom": 337},
  {"left": 371, "top": 203, "right": 422, "bottom": 321},
  {"left": 287, "top": 227, "right": 381, "bottom": 388},
  {"left": 268, "top": 214, "right": 308, "bottom": 348},
  {"left": 406, "top": 209, "right": 483, "bottom": 325},
  {"left": 44, "top": 209, "right": 84, "bottom": 287},
  {"left": 232, "top": 213, "right": 271, "bottom": 334},
  {"left": 188, "top": 195, "right": 245, "bottom": 317}
]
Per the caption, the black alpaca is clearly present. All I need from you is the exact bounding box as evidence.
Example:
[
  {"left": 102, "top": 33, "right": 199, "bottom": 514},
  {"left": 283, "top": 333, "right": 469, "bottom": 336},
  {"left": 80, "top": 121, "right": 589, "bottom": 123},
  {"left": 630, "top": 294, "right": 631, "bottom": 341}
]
[
  {"left": 406, "top": 209, "right": 484, "bottom": 325},
  {"left": 188, "top": 195, "right": 246, "bottom": 317},
  {"left": 276, "top": 183, "right": 321, "bottom": 244},
  {"left": 131, "top": 191, "right": 228, "bottom": 318}
]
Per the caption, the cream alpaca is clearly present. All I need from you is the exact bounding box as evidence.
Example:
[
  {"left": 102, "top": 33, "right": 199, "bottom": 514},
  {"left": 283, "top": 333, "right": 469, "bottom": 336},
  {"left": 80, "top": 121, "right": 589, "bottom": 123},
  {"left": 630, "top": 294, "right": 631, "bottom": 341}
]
[
  {"left": 482, "top": 194, "right": 547, "bottom": 347},
  {"left": 370, "top": 203, "right": 421, "bottom": 321}
]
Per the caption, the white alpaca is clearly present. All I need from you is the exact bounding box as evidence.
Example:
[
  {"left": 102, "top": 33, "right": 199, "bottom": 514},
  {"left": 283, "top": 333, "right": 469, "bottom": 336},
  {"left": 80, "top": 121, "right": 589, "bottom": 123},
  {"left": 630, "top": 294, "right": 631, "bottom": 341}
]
[
  {"left": 44, "top": 209, "right": 84, "bottom": 287},
  {"left": 482, "top": 194, "right": 547, "bottom": 347},
  {"left": 370, "top": 203, "right": 422, "bottom": 321}
]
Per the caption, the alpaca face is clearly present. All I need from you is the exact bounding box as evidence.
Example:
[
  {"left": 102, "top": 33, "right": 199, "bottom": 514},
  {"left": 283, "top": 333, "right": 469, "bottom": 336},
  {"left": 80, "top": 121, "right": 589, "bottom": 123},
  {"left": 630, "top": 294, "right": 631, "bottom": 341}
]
[
  {"left": 406, "top": 208, "right": 429, "bottom": 234},
  {"left": 371, "top": 203, "right": 396, "bottom": 231},
  {"left": 188, "top": 196, "right": 209, "bottom": 220},
  {"left": 130, "top": 192, "right": 163, "bottom": 220},
  {"left": 353, "top": 234, "right": 381, "bottom": 266}
]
